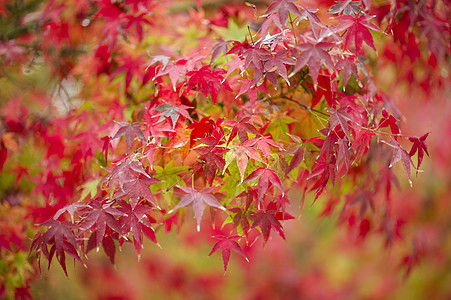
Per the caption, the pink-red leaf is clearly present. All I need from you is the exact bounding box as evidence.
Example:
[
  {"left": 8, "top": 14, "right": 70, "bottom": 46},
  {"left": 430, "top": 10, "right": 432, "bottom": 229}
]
[
  {"left": 169, "top": 186, "right": 226, "bottom": 231},
  {"left": 209, "top": 235, "right": 248, "bottom": 272}
]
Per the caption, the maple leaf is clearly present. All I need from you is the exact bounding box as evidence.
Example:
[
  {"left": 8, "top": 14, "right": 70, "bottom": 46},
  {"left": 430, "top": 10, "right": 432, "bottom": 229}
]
[
  {"left": 333, "top": 15, "right": 383, "bottom": 55},
  {"left": 223, "top": 56, "right": 244, "bottom": 80},
  {"left": 244, "top": 167, "right": 284, "bottom": 201},
  {"left": 378, "top": 110, "right": 400, "bottom": 135},
  {"left": 224, "top": 140, "right": 264, "bottom": 182},
  {"left": 258, "top": 13, "right": 286, "bottom": 39},
  {"left": 328, "top": 0, "right": 362, "bottom": 16},
  {"left": 168, "top": 186, "right": 226, "bottom": 231},
  {"left": 234, "top": 79, "right": 268, "bottom": 103},
  {"left": 31, "top": 220, "right": 83, "bottom": 276},
  {"left": 110, "top": 54, "right": 147, "bottom": 90},
  {"left": 329, "top": 107, "right": 353, "bottom": 141},
  {"left": 124, "top": 12, "right": 152, "bottom": 42},
  {"left": 210, "top": 38, "right": 231, "bottom": 63},
  {"left": 224, "top": 116, "right": 260, "bottom": 145},
  {"left": 153, "top": 59, "right": 187, "bottom": 91},
  {"left": 144, "top": 112, "right": 175, "bottom": 146},
  {"left": 117, "top": 201, "right": 158, "bottom": 255},
  {"left": 262, "top": 50, "right": 295, "bottom": 85},
  {"left": 112, "top": 121, "right": 146, "bottom": 152},
  {"left": 350, "top": 190, "right": 375, "bottom": 218},
  {"left": 282, "top": 134, "right": 305, "bottom": 174},
  {"left": 351, "top": 129, "right": 375, "bottom": 162},
  {"left": 383, "top": 140, "right": 416, "bottom": 186},
  {"left": 290, "top": 40, "right": 335, "bottom": 84},
  {"left": 194, "top": 141, "right": 228, "bottom": 185},
  {"left": 335, "top": 138, "right": 350, "bottom": 177},
  {"left": 209, "top": 235, "right": 248, "bottom": 272},
  {"left": 242, "top": 47, "right": 270, "bottom": 73},
  {"left": 262, "top": 0, "right": 303, "bottom": 25},
  {"left": 53, "top": 202, "right": 88, "bottom": 222},
  {"left": 186, "top": 65, "right": 232, "bottom": 105},
  {"left": 101, "top": 136, "right": 112, "bottom": 164},
  {"left": 248, "top": 134, "right": 284, "bottom": 162},
  {"left": 102, "top": 155, "right": 152, "bottom": 190},
  {"left": 101, "top": 235, "right": 116, "bottom": 264},
  {"left": 251, "top": 203, "right": 289, "bottom": 243},
  {"left": 153, "top": 103, "right": 193, "bottom": 129},
  {"left": 409, "top": 133, "right": 430, "bottom": 169},
  {"left": 79, "top": 200, "right": 125, "bottom": 249},
  {"left": 229, "top": 189, "right": 257, "bottom": 235},
  {"left": 189, "top": 117, "right": 217, "bottom": 147},
  {"left": 335, "top": 54, "right": 359, "bottom": 87},
  {"left": 114, "top": 173, "right": 161, "bottom": 208}
]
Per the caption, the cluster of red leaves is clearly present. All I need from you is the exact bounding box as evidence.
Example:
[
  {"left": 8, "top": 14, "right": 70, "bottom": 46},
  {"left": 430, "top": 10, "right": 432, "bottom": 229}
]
[{"left": 0, "top": 0, "right": 448, "bottom": 296}]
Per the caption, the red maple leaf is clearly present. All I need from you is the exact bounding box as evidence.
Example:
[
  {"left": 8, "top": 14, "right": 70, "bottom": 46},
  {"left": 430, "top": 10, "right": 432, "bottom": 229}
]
[
  {"left": 335, "top": 138, "right": 350, "bottom": 177},
  {"left": 188, "top": 116, "right": 216, "bottom": 147},
  {"left": 251, "top": 203, "right": 291, "bottom": 243},
  {"left": 224, "top": 116, "right": 259, "bottom": 145},
  {"left": 248, "top": 134, "right": 284, "bottom": 163},
  {"left": 153, "top": 103, "right": 193, "bottom": 128},
  {"left": 224, "top": 140, "right": 264, "bottom": 182},
  {"left": 112, "top": 121, "right": 146, "bottom": 152},
  {"left": 409, "top": 133, "right": 430, "bottom": 169},
  {"left": 194, "top": 139, "right": 228, "bottom": 185},
  {"left": 209, "top": 235, "right": 248, "bottom": 272},
  {"left": 329, "top": 0, "right": 362, "bottom": 16},
  {"left": 378, "top": 110, "right": 400, "bottom": 136},
  {"left": 210, "top": 38, "right": 231, "bottom": 63},
  {"left": 186, "top": 65, "right": 232, "bottom": 105},
  {"left": 262, "top": 50, "right": 295, "bottom": 85},
  {"left": 335, "top": 54, "right": 359, "bottom": 87},
  {"left": 333, "top": 15, "right": 383, "bottom": 55},
  {"left": 262, "top": 0, "right": 303, "bottom": 25},
  {"left": 244, "top": 167, "right": 284, "bottom": 201},
  {"left": 117, "top": 201, "right": 158, "bottom": 255},
  {"left": 383, "top": 140, "right": 416, "bottom": 186},
  {"left": 283, "top": 134, "right": 305, "bottom": 174},
  {"left": 291, "top": 39, "right": 335, "bottom": 84},
  {"left": 114, "top": 173, "right": 161, "bottom": 208},
  {"left": 168, "top": 186, "right": 226, "bottom": 231},
  {"left": 242, "top": 47, "right": 270, "bottom": 73},
  {"left": 53, "top": 202, "right": 88, "bottom": 222},
  {"left": 258, "top": 13, "right": 286, "bottom": 39},
  {"left": 329, "top": 107, "right": 353, "bottom": 141},
  {"left": 103, "top": 155, "right": 152, "bottom": 191},
  {"left": 351, "top": 129, "right": 375, "bottom": 162},
  {"left": 153, "top": 59, "right": 187, "bottom": 91},
  {"left": 30, "top": 220, "right": 83, "bottom": 276},
  {"left": 124, "top": 12, "right": 152, "bottom": 42},
  {"left": 79, "top": 199, "right": 125, "bottom": 249},
  {"left": 234, "top": 79, "right": 268, "bottom": 103}
]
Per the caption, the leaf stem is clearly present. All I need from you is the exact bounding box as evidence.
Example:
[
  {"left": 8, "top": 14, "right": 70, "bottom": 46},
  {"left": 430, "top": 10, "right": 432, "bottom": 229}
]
[
  {"left": 247, "top": 25, "right": 255, "bottom": 45},
  {"left": 288, "top": 14, "right": 298, "bottom": 45}
]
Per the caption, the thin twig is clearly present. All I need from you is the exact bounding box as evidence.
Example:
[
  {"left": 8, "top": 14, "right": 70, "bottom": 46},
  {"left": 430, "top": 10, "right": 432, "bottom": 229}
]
[{"left": 281, "top": 96, "right": 330, "bottom": 116}]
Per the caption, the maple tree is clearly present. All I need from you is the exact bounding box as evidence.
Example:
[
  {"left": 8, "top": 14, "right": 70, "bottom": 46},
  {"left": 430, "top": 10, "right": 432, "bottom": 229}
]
[{"left": 0, "top": 0, "right": 450, "bottom": 298}]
